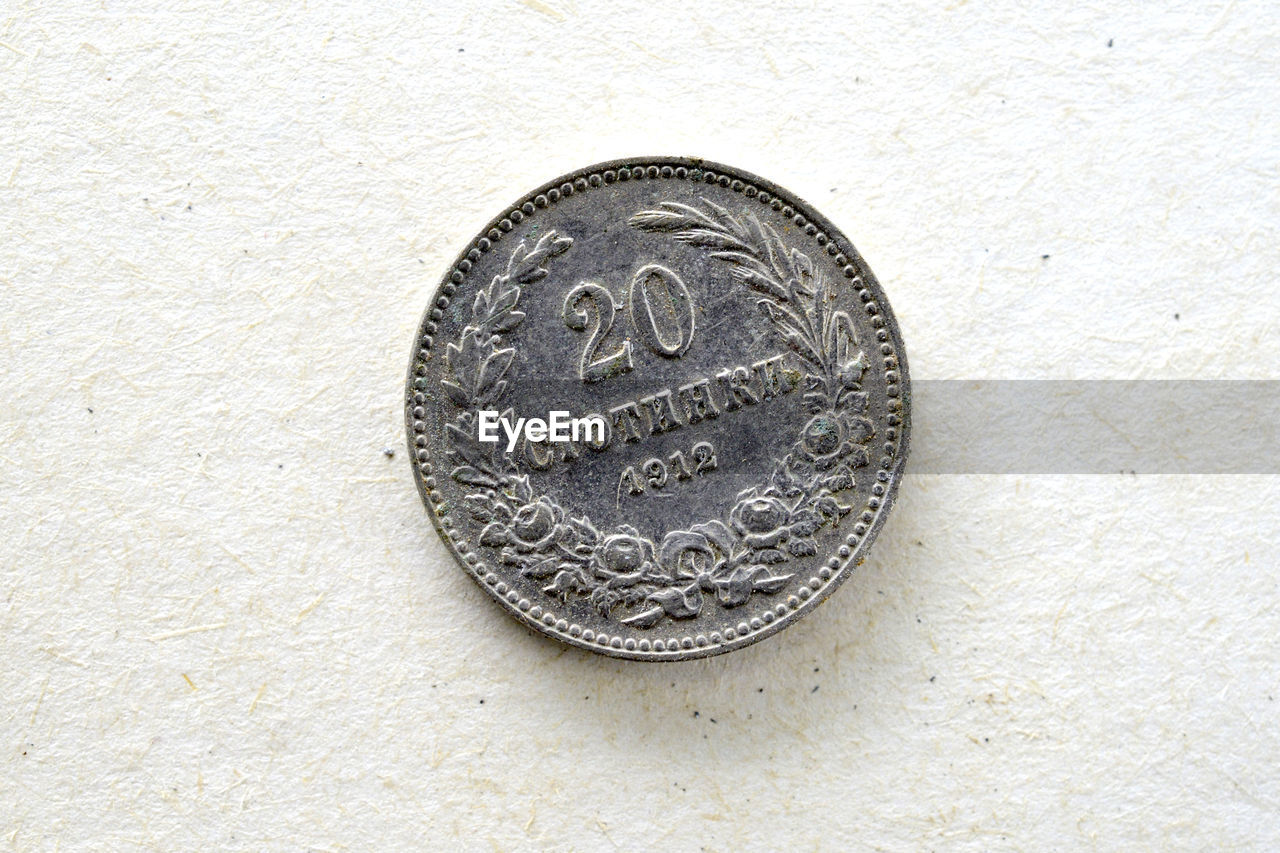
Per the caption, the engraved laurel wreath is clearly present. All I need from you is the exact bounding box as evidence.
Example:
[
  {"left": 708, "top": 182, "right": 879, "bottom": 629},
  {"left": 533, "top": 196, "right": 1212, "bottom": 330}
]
[{"left": 441, "top": 200, "right": 874, "bottom": 629}]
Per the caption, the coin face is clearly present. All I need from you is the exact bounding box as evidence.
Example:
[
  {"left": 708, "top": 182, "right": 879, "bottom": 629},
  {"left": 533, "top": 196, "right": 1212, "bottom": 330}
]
[{"left": 406, "top": 157, "right": 909, "bottom": 660}]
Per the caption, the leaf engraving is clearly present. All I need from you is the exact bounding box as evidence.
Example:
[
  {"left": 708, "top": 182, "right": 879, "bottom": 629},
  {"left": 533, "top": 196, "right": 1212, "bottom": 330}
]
[{"left": 434, "top": 202, "right": 878, "bottom": 631}]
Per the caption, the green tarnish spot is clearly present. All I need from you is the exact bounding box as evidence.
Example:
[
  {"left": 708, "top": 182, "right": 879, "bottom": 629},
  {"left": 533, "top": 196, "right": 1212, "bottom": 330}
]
[
  {"left": 414, "top": 376, "right": 430, "bottom": 391},
  {"left": 598, "top": 346, "right": 635, "bottom": 380},
  {"left": 809, "top": 416, "right": 838, "bottom": 437}
]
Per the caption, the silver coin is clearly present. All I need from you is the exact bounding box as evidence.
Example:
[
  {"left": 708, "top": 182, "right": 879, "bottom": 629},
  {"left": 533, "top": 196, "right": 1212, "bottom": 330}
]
[{"left": 406, "top": 157, "right": 910, "bottom": 660}]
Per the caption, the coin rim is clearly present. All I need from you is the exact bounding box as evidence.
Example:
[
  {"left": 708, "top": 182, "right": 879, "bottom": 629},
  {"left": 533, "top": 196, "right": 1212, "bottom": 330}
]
[{"left": 405, "top": 155, "right": 911, "bottom": 661}]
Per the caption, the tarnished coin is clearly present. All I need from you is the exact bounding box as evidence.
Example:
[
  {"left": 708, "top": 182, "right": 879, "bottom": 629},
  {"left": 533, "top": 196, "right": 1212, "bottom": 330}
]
[{"left": 406, "top": 157, "right": 909, "bottom": 660}]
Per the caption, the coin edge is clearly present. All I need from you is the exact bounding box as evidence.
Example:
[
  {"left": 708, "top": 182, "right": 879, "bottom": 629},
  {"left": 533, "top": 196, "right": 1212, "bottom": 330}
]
[{"left": 404, "top": 155, "right": 912, "bottom": 662}]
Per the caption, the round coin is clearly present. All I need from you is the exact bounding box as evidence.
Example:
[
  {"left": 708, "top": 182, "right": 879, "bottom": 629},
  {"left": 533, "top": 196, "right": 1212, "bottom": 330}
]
[{"left": 406, "top": 157, "right": 910, "bottom": 660}]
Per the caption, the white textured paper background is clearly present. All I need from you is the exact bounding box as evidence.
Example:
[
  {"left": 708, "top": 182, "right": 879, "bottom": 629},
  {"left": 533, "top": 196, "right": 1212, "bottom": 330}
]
[{"left": 3, "top": 2, "right": 1278, "bottom": 850}]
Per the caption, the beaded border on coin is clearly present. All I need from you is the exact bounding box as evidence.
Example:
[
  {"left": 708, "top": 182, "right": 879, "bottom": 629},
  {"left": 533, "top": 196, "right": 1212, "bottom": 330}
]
[{"left": 406, "top": 157, "right": 910, "bottom": 660}]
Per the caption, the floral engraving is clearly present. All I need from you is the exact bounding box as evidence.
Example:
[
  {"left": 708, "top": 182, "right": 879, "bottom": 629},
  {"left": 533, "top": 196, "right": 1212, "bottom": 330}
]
[{"left": 442, "top": 202, "right": 874, "bottom": 629}]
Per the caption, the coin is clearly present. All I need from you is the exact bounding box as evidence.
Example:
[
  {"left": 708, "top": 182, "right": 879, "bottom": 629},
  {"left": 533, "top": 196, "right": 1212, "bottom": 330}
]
[{"left": 406, "top": 157, "right": 910, "bottom": 660}]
